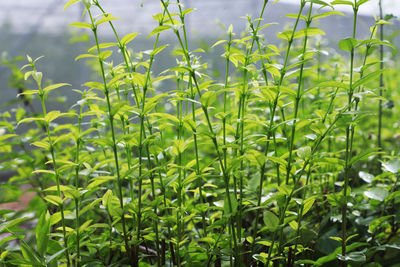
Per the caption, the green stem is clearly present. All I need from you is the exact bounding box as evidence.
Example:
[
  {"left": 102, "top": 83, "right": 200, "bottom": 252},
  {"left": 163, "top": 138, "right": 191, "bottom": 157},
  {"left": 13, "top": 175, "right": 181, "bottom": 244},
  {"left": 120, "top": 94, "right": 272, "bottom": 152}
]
[
  {"left": 251, "top": 0, "right": 306, "bottom": 256},
  {"left": 86, "top": 8, "right": 132, "bottom": 266},
  {"left": 341, "top": 3, "right": 358, "bottom": 265},
  {"left": 160, "top": 0, "right": 240, "bottom": 261},
  {"left": 34, "top": 71, "right": 70, "bottom": 266}
]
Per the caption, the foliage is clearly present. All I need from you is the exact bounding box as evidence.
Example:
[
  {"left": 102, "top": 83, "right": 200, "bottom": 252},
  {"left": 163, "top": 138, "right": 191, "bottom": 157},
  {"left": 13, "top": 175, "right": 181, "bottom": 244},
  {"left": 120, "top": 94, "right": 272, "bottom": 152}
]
[{"left": 1, "top": 0, "right": 400, "bottom": 266}]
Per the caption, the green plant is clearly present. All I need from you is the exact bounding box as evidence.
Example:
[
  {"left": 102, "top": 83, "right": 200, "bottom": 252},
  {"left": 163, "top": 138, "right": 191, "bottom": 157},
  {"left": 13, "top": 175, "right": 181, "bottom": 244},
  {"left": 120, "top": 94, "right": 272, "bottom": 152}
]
[{"left": 0, "top": 0, "right": 399, "bottom": 266}]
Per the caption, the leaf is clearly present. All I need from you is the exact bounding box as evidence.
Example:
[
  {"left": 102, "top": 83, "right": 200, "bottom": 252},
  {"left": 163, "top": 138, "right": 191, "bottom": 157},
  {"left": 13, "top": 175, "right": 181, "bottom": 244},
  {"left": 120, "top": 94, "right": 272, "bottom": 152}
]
[
  {"left": 314, "top": 81, "right": 349, "bottom": 90},
  {"left": 352, "top": 70, "right": 385, "bottom": 88},
  {"left": 211, "top": 40, "right": 227, "bottom": 48},
  {"left": 99, "top": 50, "right": 112, "bottom": 60},
  {"left": 45, "top": 110, "right": 61, "bottom": 123},
  {"left": 0, "top": 218, "right": 29, "bottom": 233},
  {"left": 358, "top": 171, "right": 374, "bottom": 183},
  {"left": 31, "top": 141, "right": 50, "bottom": 149},
  {"left": 312, "top": 11, "right": 344, "bottom": 20},
  {"left": 331, "top": 0, "right": 354, "bottom": 6},
  {"left": 263, "top": 211, "right": 279, "bottom": 231},
  {"left": 350, "top": 148, "right": 381, "bottom": 165},
  {"left": 88, "top": 42, "right": 117, "bottom": 53},
  {"left": 266, "top": 156, "right": 287, "bottom": 167},
  {"left": 358, "top": 39, "right": 395, "bottom": 49},
  {"left": 43, "top": 83, "right": 70, "bottom": 95},
  {"left": 17, "top": 90, "right": 39, "bottom": 96},
  {"left": 32, "top": 169, "right": 55, "bottom": 175},
  {"left": 151, "top": 44, "right": 169, "bottom": 56},
  {"left": 336, "top": 251, "right": 366, "bottom": 262},
  {"left": 182, "top": 8, "right": 196, "bottom": 16},
  {"left": 364, "top": 187, "right": 388, "bottom": 202},
  {"left": 44, "top": 195, "right": 63, "bottom": 206},
  {"left": 297, "top": 146, "right": 311, "bottom": 159},
  {"left": 302, "top": 196, "right": 315, "bottom": 215},
  {"left": 356, "top": 0, "right": 371, "bottom": 7},
  {"left": 96, "top": 15, "right": 120, "bottom": 26},
  {"left": 277, "top": 30, "right": 293, "bottom": 40},
  {"left": 69, "top": 22, "right": 92, "bottom": 29},
  {"left": 87, "top": 176, "right": 115, "bottom": 189},
  {"left": 75, "top": 54, "right": 97, "bottom": 61},
  {"left": 120, "top": 33, "right": 140, "bottom": 45},
  {"left": 224, "top": 193, "right": 237, "bottom": 216},
  {"left": 200, "top": 91, "right": 217, "bottom": 107},
  {"left": 148, "top": 25, "right": 171, "bottom": 38},
  {"left": 36, "top": 211, "right": 50, "bottom": 257},
  {"left": 63, "top": 0, "right": 81, "bottom": 10},
  {"left": 294, "top": 27, "right": 326, "bottom": 39},
  {"left": 382, "top": 159, "right": 400, "bottom": 173},
  {"left": 309, "top": 0, "right": 332, "bottom": 7},
  {"left": 20, "top": 241, "right": 43, "bottom": 265},
  {"left": 339, "top": 38, "right": 358, "bottom": 52}
]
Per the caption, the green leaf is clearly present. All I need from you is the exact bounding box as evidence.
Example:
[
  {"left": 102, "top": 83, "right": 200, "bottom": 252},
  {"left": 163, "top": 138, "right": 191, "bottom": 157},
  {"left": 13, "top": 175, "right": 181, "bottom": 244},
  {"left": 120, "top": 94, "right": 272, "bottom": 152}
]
[
  {"left": 350, "top": 148, "right": 381, "bottom": 165},
  {"left": 96, "top": 15, "right": 120, "bottom": 26},
  {"left": 211, "top": 40, "right": 227, "bottom": 48},
  {"left": 331, "top": 0, "right": 354, "bottom": 6},
  {"left": 314, "top": 81, "right": 349, "bottom": 89},
  {"left": 352, "top": 70, "right": 384, "bottom": 88},
  {"left": 356, "top": 0, "right": 371, "bottom": 7},
  {"left": 18, "top": 117, "right": 45, "bottom": 125},
  {"left": 31, "top": 141, "right": 50, "bottom": 149},
  {"left": 0, "top": 218, "right": 29, "bottom": 233},
  {"left": 20, "top": 241, "right": 43, "bottom": 266},
  {"left": 17, "top": 90, "right": 39, "bottom": 96},
  {"left": 339, "top": 38, "right": 358, "bottom": 52},
  {"left": 44, "top": 195, "right": 63, "bottom": 206},
  {"left": 98, "top": 50, "right": 112, "bottom": 60},
  {"left": 263, "top": 210, "right": 279, "bottom": 231},
  {"left": 87, "top": 176, "right": 115, "bottom": 189},
  {"left": 277, "top": 30, "right": 293, "bottom": 40},
  {"left": 294, "top": 27, "right": 326, "bottom": 39},
  {"left": 151, "top": 44, "right": 169, "bottom": 56},
  {"left": 69, "top": 22, "right": 92, "bottom": 29},
  {"left": 63, "top": 0, "right": 81, "bottom": 10},
  {"left": 88, "top": 42, "right": 117, "bottom": 53},
  {"left": 182, "top": 8, "right": 197, "bottom": 16},
  {"left": 120, "top": 33, "right": 140, "bottom": 45},
  {"left": 302, "top": 196, "right": 315, "bottom": 215},
  {"left": 43, "top": 83, "right": 70, "bottom": 95},
  {"left": 364, "top": 187, "right": 388, "bottom": 202},
  {"left": 36, "top": 211, "right": 50, "bottom": 257},
  {"left": 312, "top": 11, "right": 344, "bottom": 20},
  {"left": 45, "top": 110, "right": 61, "bottom": 123},
  {"left": 200, "top": 91, "right": 217, "bottom": 107},
  {"left": 75, "top": 54, "right": 97, "bottom": 61},
  {"left": 148, "top": 25, "right": 171, "bottom": 38},
  {"left": 224, "top": 193, "right": 237, "bottom": 216}
]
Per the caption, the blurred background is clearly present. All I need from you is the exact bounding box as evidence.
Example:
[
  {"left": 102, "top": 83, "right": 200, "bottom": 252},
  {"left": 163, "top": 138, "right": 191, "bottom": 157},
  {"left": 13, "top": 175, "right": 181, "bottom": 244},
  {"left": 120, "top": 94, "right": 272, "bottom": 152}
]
[{"left": 0, "top": 0, "right": 399, "bottom": 113}]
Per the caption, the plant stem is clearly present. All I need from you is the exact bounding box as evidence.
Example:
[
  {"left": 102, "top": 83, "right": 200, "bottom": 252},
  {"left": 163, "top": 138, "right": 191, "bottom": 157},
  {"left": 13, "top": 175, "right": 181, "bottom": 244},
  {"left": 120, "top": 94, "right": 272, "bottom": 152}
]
[
  {"left": 86, "top": 8, "right": 132, "bottom": 266},
  {"left": 341, "top": 2, "right": 358, "bottom": 265},
  {"left": 378, "top": 0, "right": 384, "bottom": 158},
  {"left": 251, "top": 0, "right": 305, "bottom": 255},
  {"left": 159, "top": 0, "right": 240, "bottom": 261},
  {"left": 32, "top": 68, "right": 71, "bottom": 266}
]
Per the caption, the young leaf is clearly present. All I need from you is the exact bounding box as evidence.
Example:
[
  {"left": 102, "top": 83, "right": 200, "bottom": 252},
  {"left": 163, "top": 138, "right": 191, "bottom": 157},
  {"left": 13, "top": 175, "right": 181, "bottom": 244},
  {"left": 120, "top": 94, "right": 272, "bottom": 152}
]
[
  {"left": 120, "top": 33, "right": 140, "bottom": 45},
  {"left": 339, "top": 38, "right": 358, "bottom": 52},
  {"left": 69, "top": 22, "right": 92, "bottom": 29}
]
